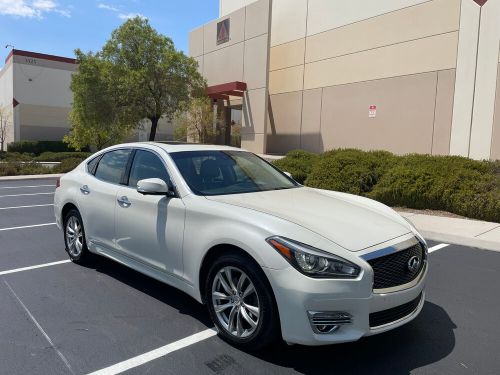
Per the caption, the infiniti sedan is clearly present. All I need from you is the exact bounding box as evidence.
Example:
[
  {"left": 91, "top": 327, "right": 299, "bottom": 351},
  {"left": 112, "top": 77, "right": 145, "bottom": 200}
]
[{"left": 54, "top": 143, "right": 428, "bottom": 349}]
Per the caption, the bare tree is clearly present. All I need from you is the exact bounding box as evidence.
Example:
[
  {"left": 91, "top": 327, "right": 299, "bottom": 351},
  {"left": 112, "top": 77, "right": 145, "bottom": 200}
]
[
  {"left": 0, "top": 108, "right": 11, "bottom": 152},
  {"left": 174, "top": 97, "right": 221, "bottom": 144}
]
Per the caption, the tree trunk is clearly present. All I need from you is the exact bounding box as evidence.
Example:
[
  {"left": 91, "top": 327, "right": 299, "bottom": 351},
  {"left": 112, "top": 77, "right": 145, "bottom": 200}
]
[{"left": 149, "top": 117, "right": 159, "bottom": 141}]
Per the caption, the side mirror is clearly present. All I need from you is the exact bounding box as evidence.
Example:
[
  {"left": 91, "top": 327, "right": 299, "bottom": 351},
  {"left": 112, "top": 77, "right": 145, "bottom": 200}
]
[
  {"left": 137, "top": 178, "right": 170, "bottom": 196},
  {"left": 284, "top": 171, "right": 293, "bottom": 178}
]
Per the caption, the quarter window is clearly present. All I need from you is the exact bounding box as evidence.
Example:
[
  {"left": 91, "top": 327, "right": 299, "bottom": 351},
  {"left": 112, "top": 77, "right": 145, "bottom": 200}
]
[
  {"left": 94, "top": 149, "right": 131, "bottom": 184},
  {"left": 128, "top": 150, "right": 170, "bottom": 188}
]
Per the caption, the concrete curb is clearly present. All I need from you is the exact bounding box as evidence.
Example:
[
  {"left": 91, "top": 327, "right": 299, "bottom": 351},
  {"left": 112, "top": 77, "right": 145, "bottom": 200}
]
[
  {"left": 0, "top": 174, "right": 63, "bottom": 181},
  {"left": 420, "top": 231, "right": 500, "bottom": 252}
]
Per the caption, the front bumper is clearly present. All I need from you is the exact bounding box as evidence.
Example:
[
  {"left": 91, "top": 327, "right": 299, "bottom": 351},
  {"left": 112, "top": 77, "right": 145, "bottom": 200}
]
[{"left": 263, "top": 263, "right": 427, "bottom": 346}]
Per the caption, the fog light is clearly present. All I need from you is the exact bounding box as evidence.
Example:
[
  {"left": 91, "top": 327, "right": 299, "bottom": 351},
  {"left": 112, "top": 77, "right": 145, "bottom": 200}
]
[{"left": 307, "top": 311, "right": 352, "bottom": 334}]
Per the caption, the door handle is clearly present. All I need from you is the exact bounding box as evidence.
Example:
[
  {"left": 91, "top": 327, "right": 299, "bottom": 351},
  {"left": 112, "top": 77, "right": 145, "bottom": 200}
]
[
  {"left": 80, "top": 185, "right": 90, "bottom": 195},
  {"left": 117, "top": 196, "right": 131, "bottom": 208}
]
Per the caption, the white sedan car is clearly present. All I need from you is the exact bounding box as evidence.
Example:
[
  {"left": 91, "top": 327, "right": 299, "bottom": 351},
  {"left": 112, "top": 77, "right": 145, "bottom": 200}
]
[{"left": 54, "top": 142, "right": 427, "bottom": 349}]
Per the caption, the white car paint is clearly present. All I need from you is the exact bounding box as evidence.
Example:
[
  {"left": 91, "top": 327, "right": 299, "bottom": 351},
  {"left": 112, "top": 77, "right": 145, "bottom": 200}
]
[{"left": 54, "top": 142, "right": 427, "bottom": 346}]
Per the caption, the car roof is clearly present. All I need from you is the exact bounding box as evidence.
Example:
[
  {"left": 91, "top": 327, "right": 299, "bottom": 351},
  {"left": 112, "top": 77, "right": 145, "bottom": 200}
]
[{"left": 112, "top": 142, "right": 247, "bottom": 154}]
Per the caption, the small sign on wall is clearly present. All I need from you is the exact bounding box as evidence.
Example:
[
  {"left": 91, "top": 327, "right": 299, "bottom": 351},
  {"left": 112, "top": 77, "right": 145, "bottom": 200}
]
[
  {"left": 217, "top": 19, "right": 230, "bottom": 45},
  {"left": 369, "top": 105, "right": 377, "bottom": 118}
]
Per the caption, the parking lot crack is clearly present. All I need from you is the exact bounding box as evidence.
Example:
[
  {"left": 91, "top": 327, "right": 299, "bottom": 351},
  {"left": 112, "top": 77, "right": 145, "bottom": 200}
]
[{"left": 2, "top": 279, "right": 75, "bottom": 375}]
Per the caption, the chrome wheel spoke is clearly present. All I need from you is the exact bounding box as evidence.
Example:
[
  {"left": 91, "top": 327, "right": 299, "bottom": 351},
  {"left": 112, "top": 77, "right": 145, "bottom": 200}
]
[
  {"left": 215, "top": 302, "right": 234, "bottom": 313},
  {"left": 243, "top": 303, "right": 260, "bottom": 318},
  {"left": 242, "top": 283, "right": 255, "bottom": 299},
  {"left": 236, "top": 309, "right": 244, "bottom": 336},
  {"left": 227, "top": 306, "right": 238, "bottom": 332},
  {"left": 216, "top": 273, "right": 232, "bottom": 295},
  {"left": 213, "top": 291, "right": 230, "bottom": 301},
  {"left": 224, "top": 268, "right": 237, "bottom": 293},
  {"left": 236, "top": 273, "right": 247, "bottom": 295},
  {"left": 240, "top": 306, "right": 257, "bottom": 328}
]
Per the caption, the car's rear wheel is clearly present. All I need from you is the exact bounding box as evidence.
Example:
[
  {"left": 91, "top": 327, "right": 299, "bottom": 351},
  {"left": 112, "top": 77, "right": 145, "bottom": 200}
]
[
  {"left": 205, "top": 252, "right": 280, "bottom": 350},
  {"left": 64, "top": 209, "right": 91, "bottom": 264}
]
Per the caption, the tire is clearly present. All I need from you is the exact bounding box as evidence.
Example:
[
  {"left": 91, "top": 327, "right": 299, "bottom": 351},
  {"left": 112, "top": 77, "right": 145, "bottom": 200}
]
[
  {"left": 63, "top": 209, "right": 91, "bottom": 264},
  {"left": 205, "top": 251, "right": 280, "bottom": 350}
]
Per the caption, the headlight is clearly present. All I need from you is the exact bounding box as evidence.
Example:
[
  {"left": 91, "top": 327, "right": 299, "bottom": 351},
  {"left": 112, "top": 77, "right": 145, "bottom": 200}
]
[{"left": 266, "top": 236, "right": 361, "bottom": 279}]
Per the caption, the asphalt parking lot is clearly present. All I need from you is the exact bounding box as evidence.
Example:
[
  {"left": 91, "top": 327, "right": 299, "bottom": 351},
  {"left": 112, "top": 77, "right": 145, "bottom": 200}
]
[{"left": 1, "top": 178, "right": 499, "bottom": 375}]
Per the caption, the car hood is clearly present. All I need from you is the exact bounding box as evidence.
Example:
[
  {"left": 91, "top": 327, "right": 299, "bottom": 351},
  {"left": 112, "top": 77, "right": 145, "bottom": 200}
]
[{"left": 206, "top": 187, "right": 411, "bottom": 251}]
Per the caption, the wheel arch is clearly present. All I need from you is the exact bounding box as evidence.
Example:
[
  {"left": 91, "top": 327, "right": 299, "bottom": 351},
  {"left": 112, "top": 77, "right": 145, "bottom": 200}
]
[
  {"left": 198, "top": 244, "right": 275, "bottom": 306},
  {"left": 61, "top": 202, "right": 79, "bottom": 224}
]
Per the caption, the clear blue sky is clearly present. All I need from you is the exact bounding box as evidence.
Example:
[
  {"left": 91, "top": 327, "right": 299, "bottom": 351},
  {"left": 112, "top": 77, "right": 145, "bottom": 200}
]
[{"left": 0, "top": 0, "right": 218, "bottom": 67}]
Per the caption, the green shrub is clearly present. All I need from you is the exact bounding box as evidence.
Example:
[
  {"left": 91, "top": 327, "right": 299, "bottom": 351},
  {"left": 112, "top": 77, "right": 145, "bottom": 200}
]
[
  {"left": 305, "top": 149, "right": 396, "bottom": 194},
  {"left": 273, "top": 150, "right": 319, "bottom": 184},
  {"left": 7, "top": 141, "right": 87, "bottom": 155},
  {"left": 0, "top": 151, "right": 33, "bottom": 161},
  {"left": 53, "top": 158, "right": 85, "bottom": 173},
  {"left": 0, "top": 161, "right": 50, "bottom": 176},
  {"left": 35, "top": 151, "right": 91, "bottom": 162},
  {"left": 369, "top": 154, "right": 500, "bottom": 222}
]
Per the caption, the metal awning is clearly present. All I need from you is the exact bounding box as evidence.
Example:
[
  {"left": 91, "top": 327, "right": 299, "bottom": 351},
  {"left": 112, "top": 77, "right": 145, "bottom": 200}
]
[{"left": 206, "top": 81, "right": 247, "bottom": 100}]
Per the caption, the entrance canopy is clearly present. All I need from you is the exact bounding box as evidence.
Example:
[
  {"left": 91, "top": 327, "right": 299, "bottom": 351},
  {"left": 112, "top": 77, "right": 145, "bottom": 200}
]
[{"left": 206, "top": 81, "right": 247, "bottom": 101}]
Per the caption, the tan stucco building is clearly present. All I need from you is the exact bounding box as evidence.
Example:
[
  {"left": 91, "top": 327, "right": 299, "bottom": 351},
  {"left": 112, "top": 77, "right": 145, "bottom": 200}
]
[
  {"left": 0, "top": 49, "right": 174, "bottom": 148},
  {"left": 190, "top": 0, "right": 500, "bottom": 160}
]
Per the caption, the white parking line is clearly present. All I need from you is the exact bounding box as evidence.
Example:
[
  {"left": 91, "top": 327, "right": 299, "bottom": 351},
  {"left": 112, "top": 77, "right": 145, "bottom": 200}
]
[
  {"left": 0, "top": 192, "right": 54, "bottom": 198},
  {"left": 0, "top": 184, "right": 55, "bottom": 189},
  {"left": 428, "top": 243, "right": 450, "bottom": 253},
  {"left": 87, "top": 329, "right": 218, "bottom": 375},
  {"left": 0, "top": 204, "right": 54, "bottom": 210},
  {"left": 0, "top": 222, "right": 57, "bottom": 232},
  {"left": 3, "top": 280, "right": 75, "bottom": 374},
  {"left": 0, "top": 260, "right": 71, "bottom": 276}
]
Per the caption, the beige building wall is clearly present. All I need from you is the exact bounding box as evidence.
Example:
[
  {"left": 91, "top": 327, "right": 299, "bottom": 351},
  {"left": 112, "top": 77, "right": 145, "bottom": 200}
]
[
  {"left": 0, "top": 60, "right": 15, "bottom": 148},
  {"left": 267, "top": 0, "right": 461, "bottom": 155},
  {"left": 190, "top": 0, "right": 271, "bottom": 153},
  {"left": 200, "top": 0, "right": 499, "bottom": 159}
]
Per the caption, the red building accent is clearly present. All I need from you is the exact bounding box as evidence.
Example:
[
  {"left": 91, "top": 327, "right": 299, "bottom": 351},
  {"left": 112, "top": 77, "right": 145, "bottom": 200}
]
[
  {"left": 206, "top": 81, "right": 247, "bottom": 101},
  {"left": 5, "top": 49, "right": 76, "bottom": 65},
  {"left": 13, "top": 98, "right": 19, "bottom": 108},
  {"left": 473, "top": 0, "right": 487, "bottom": 5}
]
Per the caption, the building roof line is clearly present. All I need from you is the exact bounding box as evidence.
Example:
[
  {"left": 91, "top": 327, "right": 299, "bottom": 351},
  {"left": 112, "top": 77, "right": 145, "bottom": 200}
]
[{"left": 5, "top": 49, "right": 76, "bottom": 65}]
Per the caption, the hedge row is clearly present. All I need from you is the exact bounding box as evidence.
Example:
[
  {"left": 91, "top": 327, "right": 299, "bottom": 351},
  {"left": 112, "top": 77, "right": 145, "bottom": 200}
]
[
  {"left": 0, "top": 158, "right": 85, "bottom": 176},
  {"left": 274, "top": 149, "right": 500, "bottom": 223},
  {"left": 7, "top": 141, "right": 89, "bottom": 155}
]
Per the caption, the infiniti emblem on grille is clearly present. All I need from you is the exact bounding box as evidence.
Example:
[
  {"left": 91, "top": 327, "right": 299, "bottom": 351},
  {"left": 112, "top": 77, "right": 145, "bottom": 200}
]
[{"left": 407, "top": 256, "right": 421, "bottom": 272}]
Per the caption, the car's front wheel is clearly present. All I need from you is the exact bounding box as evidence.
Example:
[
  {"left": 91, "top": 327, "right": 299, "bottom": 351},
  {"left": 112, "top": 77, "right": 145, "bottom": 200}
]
[
  {"left": 64, "top": 209, "right": 91, "bottom": 264},
  {"left": 205, "top": 252, "right": 280, "bottom": 350}
]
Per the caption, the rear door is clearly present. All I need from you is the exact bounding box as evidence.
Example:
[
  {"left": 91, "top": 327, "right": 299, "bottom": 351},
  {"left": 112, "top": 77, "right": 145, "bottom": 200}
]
[
  {"left": 78, "top": 148, "right": 132, "bottom": 251},
  {"left": 114, "top": 149, "right": 185, "bottom": 275}
]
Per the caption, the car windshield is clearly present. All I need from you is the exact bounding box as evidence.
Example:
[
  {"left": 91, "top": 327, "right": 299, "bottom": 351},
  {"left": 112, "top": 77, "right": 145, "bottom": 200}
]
[{"left": 170, "top": 150, "right": 299, "bottom": 196}]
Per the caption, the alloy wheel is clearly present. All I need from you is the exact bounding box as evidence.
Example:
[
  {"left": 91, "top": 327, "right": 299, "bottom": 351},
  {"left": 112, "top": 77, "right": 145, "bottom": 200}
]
[
  {"left": 65, "top": 216, "right": 84, "bottom": 257},
  {"left": 211, "top": 266, "right": 260, "bottom": 338}
]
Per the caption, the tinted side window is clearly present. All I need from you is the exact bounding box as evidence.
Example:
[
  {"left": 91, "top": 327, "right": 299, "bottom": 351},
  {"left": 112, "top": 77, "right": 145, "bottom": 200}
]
[
  {"left": 128, "top": 150, "right": 170, "bottom": 188},
  {"left": 94, "top": 149, "right": 131, "bottom": 184},
  {"left": 87, "top": 155, "right": 101, "bottom": 175}
]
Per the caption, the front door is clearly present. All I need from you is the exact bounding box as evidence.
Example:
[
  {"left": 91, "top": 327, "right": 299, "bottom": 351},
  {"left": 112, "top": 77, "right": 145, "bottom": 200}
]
[{"left": 114, "top": 149, "right": 185, "bottom": 275}]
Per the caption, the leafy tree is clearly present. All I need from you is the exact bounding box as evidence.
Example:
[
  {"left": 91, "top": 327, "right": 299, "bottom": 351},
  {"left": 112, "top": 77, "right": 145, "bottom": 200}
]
[
  {"left": 175, "top": 97, "right": 219, "bottom": 144},
  {"left": 65, "top": 50, "right": 138, "bottom": 150},
  {"left": 0, "top": 107, "right": 11, "bottom": 152},
  {"left": 101, "top": 17, "right": 206, "bottom": 141}
]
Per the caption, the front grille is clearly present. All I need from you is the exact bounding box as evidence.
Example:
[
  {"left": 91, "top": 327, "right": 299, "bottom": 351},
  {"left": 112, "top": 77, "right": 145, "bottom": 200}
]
[
  {"left": 367, "top": 241, "right": 425, "bottom": 290},
  {"left": 369, "top": 293, "right": 422, "bottom": 328}
]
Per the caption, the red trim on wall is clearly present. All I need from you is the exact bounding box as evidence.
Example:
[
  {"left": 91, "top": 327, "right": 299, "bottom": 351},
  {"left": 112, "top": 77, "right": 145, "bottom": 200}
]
[
  {"left": 5, "top": 49, "right": 76, "bottom": 64},
  {"left": 206, "top": 81, "right": 247, "bottom": 99},
  {"left": 473, "top": 0, "right": 487, "bottom": 6}
]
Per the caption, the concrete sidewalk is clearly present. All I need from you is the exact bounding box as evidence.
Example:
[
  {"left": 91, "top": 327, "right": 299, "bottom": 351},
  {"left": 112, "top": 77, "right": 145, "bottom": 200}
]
[
  {"left": 398, "top": 210, "right": 500, "bottom": 252},
  {"left": 0, "top": 173, "right": 63, "bottom": 182}
]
